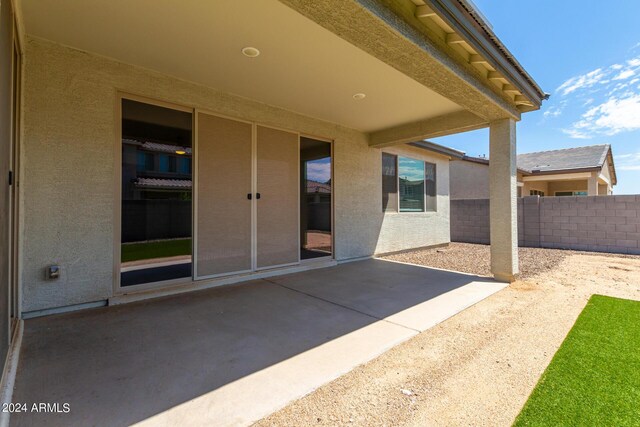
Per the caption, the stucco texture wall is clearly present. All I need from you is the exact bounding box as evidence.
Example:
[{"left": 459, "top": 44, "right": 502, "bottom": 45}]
[
  {"left": 522, "top": 180, "right": 548, "bottom": 196},
  {"left": 449, "top": 159, "right": 489, "bottom": 200},
  {"left": 375, "top": 145, "right": 450, "bottom": 254},
  {"left": 548, "top": 180, "right": 588, "bottom": 195},
  {"left": 21, "top": 37, "right": 450, "bottom": 312}
]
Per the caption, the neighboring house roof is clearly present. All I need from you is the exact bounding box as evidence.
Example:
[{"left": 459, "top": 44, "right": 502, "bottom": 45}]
[
  {"left": 517, "top": 145, "right": 617, "bottom": 185},
  {"left": 409, "top": 140, "right": 465, "bottom": 159},
  {"left": 448, "top": 144, "right": 617, "bottom": 185},
  {"left": 306, "top": 180, "right": 331, "bottom": 194},
  {"left": 460, "top": 154, "right": 529, "bottom": 174},
  {"left": 135, "top": 178, "right": 192, "bottom": 190},
  {"left": 517, "top": 145, "right": 610, "bottom": 172},
  {"left": 411, "top": 140, "right": 530, "bottom": 173}
]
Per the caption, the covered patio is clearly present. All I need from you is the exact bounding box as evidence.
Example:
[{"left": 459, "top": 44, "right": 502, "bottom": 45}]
[
  {"left": 0, "top": 1, "right": 547, "bottom": 424},
  {"left": 11, "top": 259, "right": 505, "bottom": 426}
]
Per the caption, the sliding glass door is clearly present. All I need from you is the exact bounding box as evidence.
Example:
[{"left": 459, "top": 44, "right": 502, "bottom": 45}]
[
  {"left": 300, "top": 137, "right": 332, "bottom": 260},
  {"left": 119, "top": 104, "right": 308, "bottom": 288},
  {"left": 120, "top": 99, "right": 193, "bottom": 287}
]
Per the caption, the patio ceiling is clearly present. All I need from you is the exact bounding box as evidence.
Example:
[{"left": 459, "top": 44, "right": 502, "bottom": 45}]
[{"left": 20, "top": 0, "right": 466, "bottom": 133}]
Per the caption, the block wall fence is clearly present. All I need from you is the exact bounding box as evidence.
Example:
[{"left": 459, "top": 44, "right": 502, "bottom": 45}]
[{"left": 450, "top": 195, "right": 640, "bottom": 255}]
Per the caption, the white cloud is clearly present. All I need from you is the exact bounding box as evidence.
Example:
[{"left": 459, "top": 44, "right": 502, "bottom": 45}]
[
  {"left": 543, "top": 106, "right": 562, "bottom": 118},
  {"left": 556, "top": 51, "right": 640, "bottom": 138},
  {"left": 613, "top": 69, "right": 635, "bottom": 80},
  {"left": 616, "top": 152, "right": 640, "bottom": 170},
  {"left": 561, "top": 128, "right": 591, "bottom": 139},
  {"left": 564, "top": 93, "right": 640, "bottom": 138},
  {"left": 556, "top": 56, "right": 640, "bottom": 98},
  {"left": 556, "top": 68, "right": 606, "bottom": 96},
  {"left": 306, "top": 161, "right": 331, "bottom": 182}
]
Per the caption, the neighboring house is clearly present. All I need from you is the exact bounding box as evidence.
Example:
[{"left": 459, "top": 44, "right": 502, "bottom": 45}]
[
  {"left": 450, "top": 145, "right": 617, "bottom": 199},
  {"left": 0, "top": 0, "right": 546, "bottom": 393}
]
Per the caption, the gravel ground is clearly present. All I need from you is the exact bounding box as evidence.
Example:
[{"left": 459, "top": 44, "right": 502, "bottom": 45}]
[
  {"left": 381, "top": 242, "right": 640, "bottom": 280},
  {"left": 255, "top": 244, "right": 640, "bottom": 427}
]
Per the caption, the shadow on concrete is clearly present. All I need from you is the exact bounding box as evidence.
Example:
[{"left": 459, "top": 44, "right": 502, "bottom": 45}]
[{"left": 11, "top": 259, "right": 498, "bottom": 426}]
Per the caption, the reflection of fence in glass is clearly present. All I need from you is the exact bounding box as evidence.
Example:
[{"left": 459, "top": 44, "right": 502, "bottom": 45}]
[{"left": 121, "top": 200, "right": 192, "bottom": 243}]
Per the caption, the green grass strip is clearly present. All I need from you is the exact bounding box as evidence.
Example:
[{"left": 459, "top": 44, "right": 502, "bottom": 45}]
[
  {"left": 514, "top": 294, "right": 640, "bottom": 427},
  {"left": 121, "top": 238, "right": 192, "bottom": 263}
]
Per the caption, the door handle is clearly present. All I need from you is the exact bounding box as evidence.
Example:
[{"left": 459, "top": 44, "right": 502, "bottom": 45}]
[
  {"left": 256, "top": 193, "right": 261, "bottom": 200},
  {"left": 247, "top": 193, "right": 252, "bottom": 200}
]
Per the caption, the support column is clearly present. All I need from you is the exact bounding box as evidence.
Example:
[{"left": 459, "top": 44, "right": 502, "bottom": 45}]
[
  {"left": 489, "top": 119, "right": 518, "bottom": 282},
  {"left": 588, "top": 173, "right": 599, "bottom": 196}
]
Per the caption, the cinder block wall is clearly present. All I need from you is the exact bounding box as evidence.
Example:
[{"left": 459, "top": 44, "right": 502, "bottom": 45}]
[
  {"left": 450, "top": 199, "right": 492, "bottom": 245},
  {"left": 450, "top": 195, "right": 640, "bottom": 255},
  {"left": 539, "top": 195, "right": 640, "bottom": 254}
]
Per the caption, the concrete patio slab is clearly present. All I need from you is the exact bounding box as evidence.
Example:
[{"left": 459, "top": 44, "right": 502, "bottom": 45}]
[
  {"left": 10, "top": 260, "right": 505, "bottom": 427},
  {"left": 269, "top": 259, "right": 506, "bottom": 331}
]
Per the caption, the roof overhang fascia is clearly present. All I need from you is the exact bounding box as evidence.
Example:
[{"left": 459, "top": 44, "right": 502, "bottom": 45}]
[
  {"left": 409, "top": 140, "right": 466, "bottom": 158},
  {"left": 604, "top": 147, "right": 618, "bottom": 185},
  {"left": 427, "top": 0, "right": 546, "bottom": 108}
]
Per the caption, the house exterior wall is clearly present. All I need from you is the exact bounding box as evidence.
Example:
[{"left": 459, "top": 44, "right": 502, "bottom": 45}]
[
  {"left": 450, "top": 159, "right": 489, "bottom": 199},
  {"left": 375, "top": 145, "right": 450, "bottom": 254},
  {"left": 21, "top": 37, "right": 450, "bottom": 312},
  {"left": 521, "top": 180, "right": 548, "bottom": 196},
  {"left": 547, "top": 180, "right": 588, "bottom": 195},
  {"left": 599, "top": 162, "right": 613, "bottom": 194}
]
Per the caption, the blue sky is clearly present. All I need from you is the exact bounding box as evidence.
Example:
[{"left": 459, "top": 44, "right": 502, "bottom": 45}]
[{"left": 432, "top": 1, "right": 640, "bottom": 194}]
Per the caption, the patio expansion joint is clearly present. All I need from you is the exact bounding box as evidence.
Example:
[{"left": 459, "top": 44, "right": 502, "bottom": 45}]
[{"left": 261, "top": 278, "right": 421, "bottom": 333}]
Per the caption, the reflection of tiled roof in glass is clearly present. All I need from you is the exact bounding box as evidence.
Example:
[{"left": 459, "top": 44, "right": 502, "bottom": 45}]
[
  {"left": 123, "top": 138, "right": 192, "bottom": 155},
  {"left": 135, "top": 178, "right": 192, "bottom": 189},
  {"left": 306, "top": 180, "right": 331, "bottom": 193}
]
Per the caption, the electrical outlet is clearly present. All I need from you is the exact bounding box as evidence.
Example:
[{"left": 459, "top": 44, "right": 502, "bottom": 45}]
[{"left": 47, "top": 265, "right": 60, "bottom": 280}]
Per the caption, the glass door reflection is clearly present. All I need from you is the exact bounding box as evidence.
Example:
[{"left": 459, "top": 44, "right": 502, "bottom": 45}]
[{"left": 120, "top": 99, "right": 193, "bottom": 287}]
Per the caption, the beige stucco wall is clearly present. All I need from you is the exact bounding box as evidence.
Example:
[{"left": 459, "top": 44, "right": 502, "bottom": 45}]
[
  {"left": 21, "top": 37, "right": 451, "bottom": 312},
  {"left": 375, "top": 145, "right": 450, "bottom": 254},
  {"left": 547, "top": 180, "right": 588, "bottom": 195},
  {"left": 521, "top": 180, "right": 548, "bottom": 196},
  {"left": 599, "top": 162, "right": 613, "bottom": 194},
  {"left": 449, "top": 159, "right": 489, "bottom": 199}
]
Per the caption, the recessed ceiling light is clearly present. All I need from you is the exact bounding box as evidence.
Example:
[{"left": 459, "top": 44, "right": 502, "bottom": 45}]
[
  {"left": 242, "top": 47, "right": 260, "bottom": 58},
  {"left": 353, "top": 93, "right": 366, "bottom": 100}
]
